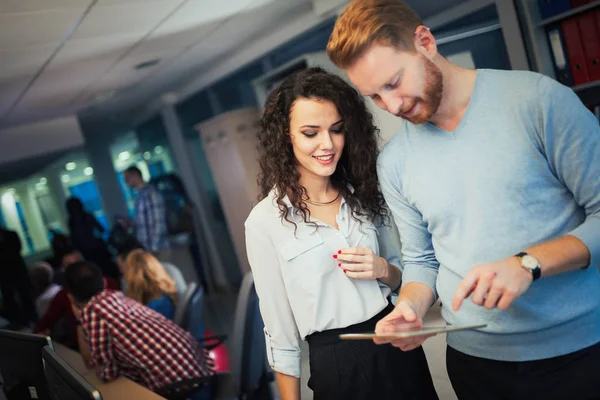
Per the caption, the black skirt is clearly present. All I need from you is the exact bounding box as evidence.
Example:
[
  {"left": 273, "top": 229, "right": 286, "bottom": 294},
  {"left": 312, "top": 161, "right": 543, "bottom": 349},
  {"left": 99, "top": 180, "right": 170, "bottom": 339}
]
[{"left": 306, "top": 303, "right": 439, "bottom": 400}]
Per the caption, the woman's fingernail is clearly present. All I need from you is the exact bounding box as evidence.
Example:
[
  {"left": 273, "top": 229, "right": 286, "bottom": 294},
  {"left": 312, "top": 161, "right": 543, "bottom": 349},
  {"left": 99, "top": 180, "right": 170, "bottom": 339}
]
[
  {"left": 333, "top": 254, "right": 337, "bottom": 259},
  {"left": 338, "top": 250, "right": 341, "bottom": 254},
  {"left": 338, "top": 263, "right": 341, "bottom": 267},
  {"left": 343, "top": 270, "right": 347, "bottom": 274}
]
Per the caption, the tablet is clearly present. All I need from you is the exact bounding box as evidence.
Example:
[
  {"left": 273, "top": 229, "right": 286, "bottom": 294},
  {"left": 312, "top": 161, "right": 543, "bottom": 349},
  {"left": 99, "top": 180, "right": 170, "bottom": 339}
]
[{"left": 339, "top": 323, "right": 487, "bottom": 340}]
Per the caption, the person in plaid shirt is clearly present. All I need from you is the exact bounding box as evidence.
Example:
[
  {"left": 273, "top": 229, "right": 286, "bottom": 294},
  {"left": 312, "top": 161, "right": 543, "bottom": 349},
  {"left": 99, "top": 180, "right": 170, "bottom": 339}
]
[
  {"left": 64, "top": 260, "right": 214, "bottom": 395},
  {"left": 123, "top": 166, "right": 169, "bottom": 255}
]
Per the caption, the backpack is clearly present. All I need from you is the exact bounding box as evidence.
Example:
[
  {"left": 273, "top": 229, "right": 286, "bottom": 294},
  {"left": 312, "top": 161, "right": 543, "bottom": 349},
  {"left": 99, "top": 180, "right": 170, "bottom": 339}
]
[{"left": 149, "top": 174, "right": 194, "bottom": 235}]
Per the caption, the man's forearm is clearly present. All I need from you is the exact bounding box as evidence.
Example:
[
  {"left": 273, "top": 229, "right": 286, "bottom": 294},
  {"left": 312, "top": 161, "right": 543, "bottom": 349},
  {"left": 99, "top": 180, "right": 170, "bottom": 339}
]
[
  {"left": 397, "top": 282, "right": 436, "bottom": 318},
  {"left": 526, "top": 234, "right": 590, "bottom": 278},
  {"left": 77, "top": 326, "right": 94, "bottom": 369}
]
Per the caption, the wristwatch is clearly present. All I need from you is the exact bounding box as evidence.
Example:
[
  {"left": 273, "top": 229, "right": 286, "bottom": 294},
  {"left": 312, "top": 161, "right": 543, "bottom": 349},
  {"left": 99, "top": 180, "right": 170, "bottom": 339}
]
[{"left": 515, "top": 252, "right": 541, "bottom": 281}]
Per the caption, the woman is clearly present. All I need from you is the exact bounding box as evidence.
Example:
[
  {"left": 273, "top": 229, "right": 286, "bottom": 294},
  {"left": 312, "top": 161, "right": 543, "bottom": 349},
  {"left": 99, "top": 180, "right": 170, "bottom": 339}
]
[
  {"left": 245, "top": 68, "right": 437, "bottom": 400},
  {"left": 123, "top": 249, "right": 177, "bottom": 319}
]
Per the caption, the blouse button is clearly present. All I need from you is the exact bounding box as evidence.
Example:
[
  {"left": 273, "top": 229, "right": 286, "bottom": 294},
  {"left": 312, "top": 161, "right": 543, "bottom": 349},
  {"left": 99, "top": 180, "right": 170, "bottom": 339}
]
[{"left": 342, "top": 217, "right": 345, "bottom": 221}]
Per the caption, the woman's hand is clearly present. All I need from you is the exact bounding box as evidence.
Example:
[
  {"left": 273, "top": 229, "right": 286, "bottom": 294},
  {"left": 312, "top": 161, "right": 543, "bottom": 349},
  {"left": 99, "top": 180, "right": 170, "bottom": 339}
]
[{"left": 335, "top": 247, "right": 389, "bottom": 279}]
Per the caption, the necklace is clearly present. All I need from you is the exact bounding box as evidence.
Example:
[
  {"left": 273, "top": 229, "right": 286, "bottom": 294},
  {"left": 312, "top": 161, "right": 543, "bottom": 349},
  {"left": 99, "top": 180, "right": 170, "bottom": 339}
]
[{"left": 305, "top": 191, "right": 341, "bottom": 206}]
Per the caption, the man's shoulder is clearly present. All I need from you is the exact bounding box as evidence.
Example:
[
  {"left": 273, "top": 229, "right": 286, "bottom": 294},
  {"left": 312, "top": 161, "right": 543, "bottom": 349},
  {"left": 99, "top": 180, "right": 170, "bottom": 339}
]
[
  {"left": 479, "top": 69, "right": 551, "bottom": 99},
  {"left": 378, "top": 124, "right": 411, "bottom": 168}
]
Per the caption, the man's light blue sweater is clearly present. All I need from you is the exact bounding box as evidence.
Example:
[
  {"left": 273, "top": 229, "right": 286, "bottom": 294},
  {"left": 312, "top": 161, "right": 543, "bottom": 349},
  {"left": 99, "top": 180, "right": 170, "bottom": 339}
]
[{"left": 378, "top": 69, "right": 600, "bottom": 361}]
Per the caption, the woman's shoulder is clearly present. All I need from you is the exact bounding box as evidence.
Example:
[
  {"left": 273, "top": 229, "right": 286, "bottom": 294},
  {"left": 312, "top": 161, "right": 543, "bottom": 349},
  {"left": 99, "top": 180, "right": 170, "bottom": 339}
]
[{"left": 245, "top": 189, "right": 285, "bottom": 229}]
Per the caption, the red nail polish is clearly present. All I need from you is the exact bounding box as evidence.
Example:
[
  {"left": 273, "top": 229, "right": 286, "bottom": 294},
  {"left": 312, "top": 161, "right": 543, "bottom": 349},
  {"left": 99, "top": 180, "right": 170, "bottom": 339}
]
[
  {"left": 338, "top": 250, "right": 341, "bottom": 254},
  {"left": 333, "top": 254, "right": 337, "bottom": 259},
  {"left": 343, "top": 270, "right": 347, "bottom": 274},
  {"left": 338, "top": 263, "right": 341, "bottom": 267}
]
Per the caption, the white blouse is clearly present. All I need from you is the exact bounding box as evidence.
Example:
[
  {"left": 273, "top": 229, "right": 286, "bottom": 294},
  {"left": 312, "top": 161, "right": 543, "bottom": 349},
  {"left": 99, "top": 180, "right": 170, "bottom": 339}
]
[{"left": 245, "top": 189, "right": 402, "bottom": 378}]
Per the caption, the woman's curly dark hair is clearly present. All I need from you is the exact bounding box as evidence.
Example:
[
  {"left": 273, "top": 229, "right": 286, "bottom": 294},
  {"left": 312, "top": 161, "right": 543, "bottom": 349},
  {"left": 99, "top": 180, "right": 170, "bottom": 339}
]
[{"left": 258, "top": 67, "right": 388, "bottom": 227}]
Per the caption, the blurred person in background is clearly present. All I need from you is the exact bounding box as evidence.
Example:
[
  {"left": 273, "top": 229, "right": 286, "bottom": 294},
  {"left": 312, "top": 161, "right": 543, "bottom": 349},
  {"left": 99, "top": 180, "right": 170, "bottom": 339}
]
[
  {"left": 123, "top": 166, "right": 170, "bottom": 259},
  {"left": 30, "top": 261, "right": 61, "bottom": 317},
  {"left": 116, "top": 238, "right": 187, "bottom": 297},
  {"left": 34, "top": 248, "right": 119, "bottom": 349},
  {"left": 123, "top": 248, "right": 178, "bottom": 320},
  {"left": 0, "top": 226, "right": 37, "bottom": 326},
  {"left": 66, "top": 197, "right": 119, "bottom": 280},
  {"left": 66, "top": 260, "right": 214, "bottom": 398}
]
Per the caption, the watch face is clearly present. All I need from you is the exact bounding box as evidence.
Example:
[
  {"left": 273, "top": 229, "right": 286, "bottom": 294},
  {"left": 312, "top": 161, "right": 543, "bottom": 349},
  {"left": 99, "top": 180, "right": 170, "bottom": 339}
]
[{"left": 521, "top": 255, "right": 539, "bottom": 270}]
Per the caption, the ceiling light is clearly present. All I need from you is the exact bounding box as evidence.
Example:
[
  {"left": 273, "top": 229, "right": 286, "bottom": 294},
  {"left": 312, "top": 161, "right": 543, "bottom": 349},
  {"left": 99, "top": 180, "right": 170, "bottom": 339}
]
[
  {"left": 83, "top": 167, "right": 94, "bottom": 176},
  {"left": 143, "top": 151, "right": 151, "bottom": 160},
  {"left": 39, "top": 177, "right": 47, "bottom": 185},
  {"left": 118, "top": 151, "right": 130, "bottom": 161},
  {"left": 61, "top": 175, "right": 70, "bottom": 183},
  {"left": 65, "top": 162, "right": 76, "bottom": 171},
  {"left": 92, "top": 89, "right": 117, "bottom": 103},
  {"left": 154, "top": 145, "right": 164, "bottom": 155},
  {"left": 134, "top": 58, "right": 161, "bottom": 70}
]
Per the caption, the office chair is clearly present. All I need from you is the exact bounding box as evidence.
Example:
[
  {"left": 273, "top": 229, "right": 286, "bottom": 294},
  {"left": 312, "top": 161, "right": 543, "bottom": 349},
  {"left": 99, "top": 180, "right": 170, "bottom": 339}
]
[
  {"left": 229, "top": 272, "right": 274, "bottom": 400},
  {"left": 174, "top": 282, "right": 197, "bottom": 327}
]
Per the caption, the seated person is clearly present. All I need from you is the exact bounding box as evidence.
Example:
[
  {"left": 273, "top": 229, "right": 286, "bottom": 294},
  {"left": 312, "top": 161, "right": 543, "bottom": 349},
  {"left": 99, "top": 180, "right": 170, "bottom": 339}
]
[
  {"left": 65, "top": 260, "right": 215, "bottom": 395},
  {"left": 116, "top": 238, "right": 187, "bottom": 296},
  {"left": 33, "top": 248, "right": 119, "bottom": 349},
  {"left": 123, "top": 249, "right": 178, "bottom": 320},
  {"left": 30, "top": 262, "right": 61, "bottom": 317}
]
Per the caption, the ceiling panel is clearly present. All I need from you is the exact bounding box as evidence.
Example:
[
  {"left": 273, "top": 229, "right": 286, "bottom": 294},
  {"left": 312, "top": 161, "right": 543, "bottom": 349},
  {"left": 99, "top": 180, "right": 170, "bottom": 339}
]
[
  {"left": 70, "top": 2, "right": 183, "bottom": 40},
  {"left": 0, "top": 77, "right": 34, "bottom": 119},
  {"left": 0, "top": 0, "right": 91, "bottom": 15},
  {"left": 49, "top": 33, "right": 141, "bottom": 68},
  {"left": 0, "top": 45, "right": 57, "bottom": 80},
  {"left": 152, "top": 0, "right": 272, "bottom": 37},
  {"left": 139, "top": 21, "right": 222, "bottom": 53},
  {"left": 93, "top": 47, "right": 183, "bottom": 89},
  {"left": 97, "top": 0, "right": 179, "bottom": 4},
  {"left": 0, "top": 8, "right": 87, "bottom": 49}
]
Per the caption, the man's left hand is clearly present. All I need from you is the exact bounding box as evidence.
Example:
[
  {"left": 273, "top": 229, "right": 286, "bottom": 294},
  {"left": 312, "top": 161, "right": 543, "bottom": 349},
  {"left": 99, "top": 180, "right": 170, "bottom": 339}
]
[{"left": 452, "top": 256, "right": 533, "bottom": 311}]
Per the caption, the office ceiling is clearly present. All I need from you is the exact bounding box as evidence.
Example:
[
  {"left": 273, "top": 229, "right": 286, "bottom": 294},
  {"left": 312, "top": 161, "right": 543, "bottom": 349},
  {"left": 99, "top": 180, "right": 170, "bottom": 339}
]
[{"left": 0, "top": 0, "right": 468, "bottom": 130}]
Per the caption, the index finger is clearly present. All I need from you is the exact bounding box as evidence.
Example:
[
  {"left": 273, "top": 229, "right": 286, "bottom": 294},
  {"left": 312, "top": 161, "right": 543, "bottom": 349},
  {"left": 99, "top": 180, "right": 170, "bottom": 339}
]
[
  {"left": 452, "top": 272, "right": 479, "bottom": 311},
  {"left": 339, "top": 247, "right": 370, "bottom": 255}
]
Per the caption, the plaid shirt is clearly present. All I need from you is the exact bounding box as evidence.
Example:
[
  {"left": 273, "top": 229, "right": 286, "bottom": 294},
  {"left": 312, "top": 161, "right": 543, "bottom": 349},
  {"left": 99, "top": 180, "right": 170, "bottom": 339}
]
[
  {"left": 81, "top": 290, "right": 214, "bottom": 392},
  {"left": 134, "top": 184, "right": 168, "bottom": 252}
]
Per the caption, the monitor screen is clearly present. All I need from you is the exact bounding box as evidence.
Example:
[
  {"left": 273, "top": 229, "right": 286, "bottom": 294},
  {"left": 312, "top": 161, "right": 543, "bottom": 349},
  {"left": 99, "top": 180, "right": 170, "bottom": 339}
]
[
  {"left": 41, "top": 347, "right": 101, "bottom": 400},
  {"left": 0, "top": 330, "right": 53, "bottom": 400}
]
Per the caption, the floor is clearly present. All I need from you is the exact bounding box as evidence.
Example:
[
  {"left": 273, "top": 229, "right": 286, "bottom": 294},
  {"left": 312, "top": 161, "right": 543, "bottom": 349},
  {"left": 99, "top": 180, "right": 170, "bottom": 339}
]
[{"left": 204, "top": 291, "right": 457, "bottom": 400}]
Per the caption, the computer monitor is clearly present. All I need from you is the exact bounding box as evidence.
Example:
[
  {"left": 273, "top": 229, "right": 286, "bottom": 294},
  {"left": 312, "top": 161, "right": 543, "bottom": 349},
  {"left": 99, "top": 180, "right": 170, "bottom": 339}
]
[
  {"left": 41, "top": 347, "right": 101, "bottom": 400},
  {"left": 0, "top": 330, "right": 53, "bottom": 400}
]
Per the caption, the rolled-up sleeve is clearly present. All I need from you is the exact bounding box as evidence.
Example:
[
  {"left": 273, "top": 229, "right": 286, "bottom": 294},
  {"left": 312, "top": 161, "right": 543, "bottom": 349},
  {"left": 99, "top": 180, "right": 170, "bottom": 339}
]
[
  {"left": 537, "top": 76, "right": 600, "bottom": 269},
  {"left": 377, "top": 162, "right": 439, "bottom": 299},
  {"left": 245, "top": 224, "right": 302, "bottom": 378}
]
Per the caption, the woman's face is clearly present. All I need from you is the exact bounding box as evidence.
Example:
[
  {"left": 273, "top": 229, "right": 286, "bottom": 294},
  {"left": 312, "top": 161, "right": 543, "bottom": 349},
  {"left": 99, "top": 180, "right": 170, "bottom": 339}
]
[{"left": 289, "top": 98, "right": 345, "bottom": 180}]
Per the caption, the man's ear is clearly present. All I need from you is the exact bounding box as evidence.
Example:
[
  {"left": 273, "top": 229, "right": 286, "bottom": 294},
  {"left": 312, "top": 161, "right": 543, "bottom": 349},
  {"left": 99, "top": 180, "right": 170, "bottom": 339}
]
[{"left": 413, "top": 25, "right": 438, "bottom": 60}]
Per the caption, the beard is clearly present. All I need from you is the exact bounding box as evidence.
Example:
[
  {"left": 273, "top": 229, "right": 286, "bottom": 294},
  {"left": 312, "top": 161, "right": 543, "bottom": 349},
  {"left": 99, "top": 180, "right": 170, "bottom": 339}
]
[{"left": 397, "top": 57, "right": 443, "bottom": 125}]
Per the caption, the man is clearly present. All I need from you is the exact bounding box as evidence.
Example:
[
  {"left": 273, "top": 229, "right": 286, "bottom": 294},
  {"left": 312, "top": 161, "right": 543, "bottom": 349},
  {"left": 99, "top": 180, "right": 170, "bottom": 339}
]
[
  {"left": 116, "top": 238, "right": 187, "bottom": 297},
  {"left": 34, "top": 249, "right": 119, "bottom": 349},
  {"left": 0, "top": 227, "right": 36, "bottom": 325},
  {"left": 123, "top": 166, "right": 169, "bottom": 257},
  {"left": 327, "top": 0, "right": 600, "bottom": 398},
  {"left": 64, "top": 260, "right": 214, "bottom": 395}
]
